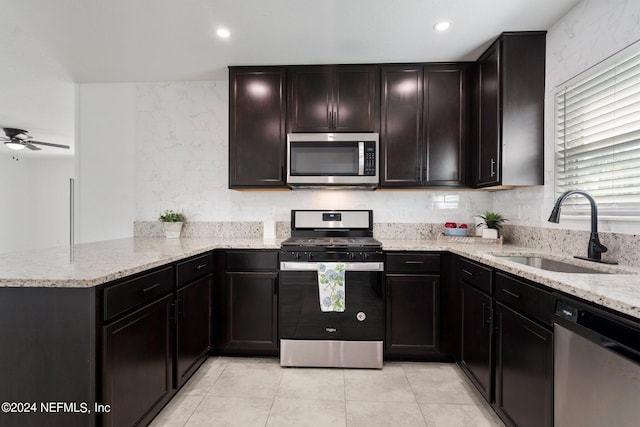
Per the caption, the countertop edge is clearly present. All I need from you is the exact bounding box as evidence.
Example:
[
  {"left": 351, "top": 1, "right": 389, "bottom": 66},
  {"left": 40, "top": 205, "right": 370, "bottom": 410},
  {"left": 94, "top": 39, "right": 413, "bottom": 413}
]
[{"left": 2, "top": 237, "right": 639, "bottom": 321}]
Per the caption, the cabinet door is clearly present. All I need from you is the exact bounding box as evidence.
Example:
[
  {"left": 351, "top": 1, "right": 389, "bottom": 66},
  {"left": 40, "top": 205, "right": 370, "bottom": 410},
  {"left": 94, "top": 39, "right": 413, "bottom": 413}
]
[
  {"left": 423, "top": 65, "right": 466, "bottom": 186},
  {"left": 102, "top": 295, "right": 173, "bottom": 427},
  {"left": 288, "top": 66, "right": 333, "bottom": 132},
  {"left": 385, "top": 274, "right": 440, "bottom": 358},
  {"left": 223, "top": 272, "right": 278, "bottom": 355},
  {"left": 380, "top": 65, "right": 423, "bottom": 187},
  {"left": 460, "top": 282, "right": 493, "bottom": 401},
  {"left": 333, "top": 65, "right": 379, "bottom": 132},
  {"left": 476, "top": 42, "right": 500, "bottom": 186},
  {"left": 229, "top": 67, "right": 286, "bottom": 187},
  {"left": 175, "top": 275, "right": 212, "bottom": 388},
  {"left": 495, "top": 302, "right": 552, "bottom": 427}
]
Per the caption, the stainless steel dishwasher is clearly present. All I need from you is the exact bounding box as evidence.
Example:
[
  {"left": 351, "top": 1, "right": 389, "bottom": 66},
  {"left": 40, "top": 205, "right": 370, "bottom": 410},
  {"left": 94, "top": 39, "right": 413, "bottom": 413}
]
[{"left": 554, "top": 296, "right": 640, "bottom": 427}]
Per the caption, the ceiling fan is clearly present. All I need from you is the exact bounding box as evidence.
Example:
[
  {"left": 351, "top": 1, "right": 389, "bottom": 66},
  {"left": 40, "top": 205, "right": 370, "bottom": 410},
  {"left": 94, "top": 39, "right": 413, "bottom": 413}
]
[{"left": 1, "top": 128, "right": 70, "bottom": 151}]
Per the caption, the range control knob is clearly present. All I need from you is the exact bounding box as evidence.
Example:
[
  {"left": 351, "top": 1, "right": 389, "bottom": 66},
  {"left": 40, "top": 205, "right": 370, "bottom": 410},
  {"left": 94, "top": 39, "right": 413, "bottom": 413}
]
[{"left": 356, "top": 312, "right": 366, "bottom": 322}]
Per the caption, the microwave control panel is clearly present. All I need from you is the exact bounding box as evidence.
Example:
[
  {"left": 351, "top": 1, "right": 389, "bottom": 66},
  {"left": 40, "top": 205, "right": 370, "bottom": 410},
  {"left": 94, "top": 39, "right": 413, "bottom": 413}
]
[{"left": 364, "top": 141, "right": 376, "bottom": 176}]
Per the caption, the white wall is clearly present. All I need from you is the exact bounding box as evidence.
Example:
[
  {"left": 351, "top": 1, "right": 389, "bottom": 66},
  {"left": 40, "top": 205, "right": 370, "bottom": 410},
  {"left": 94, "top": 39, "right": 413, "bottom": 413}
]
[
  {"left": 493, "top": 0, "right": 640, "bottom": 235},
  {"left": 0, "top": 154, "right": 74, "bottom": 253},
  {"left": 76, "top": 84, "right": 136, "bottom": 243},
  {"left": 0, "top": 155, "right": 31, "bottom": 253},
  {"left": 0, "top": 1, "right": 76, "bottom": 253}
]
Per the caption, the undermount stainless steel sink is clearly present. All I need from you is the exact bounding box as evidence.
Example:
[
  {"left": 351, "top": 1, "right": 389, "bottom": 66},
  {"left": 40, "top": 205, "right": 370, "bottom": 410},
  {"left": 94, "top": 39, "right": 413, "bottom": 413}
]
[{"left": 493, "top": 255, "right": 612, "bottom": 274}]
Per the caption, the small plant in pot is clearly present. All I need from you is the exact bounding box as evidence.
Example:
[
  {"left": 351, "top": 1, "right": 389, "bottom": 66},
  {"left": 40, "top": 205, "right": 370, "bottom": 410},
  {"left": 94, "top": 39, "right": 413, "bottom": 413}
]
[
  {"left": 158, "top": 210, "right": 186, "bottom": 239},
  {"left": 476, "top": 211, "right": 507, "bottom": 239}
]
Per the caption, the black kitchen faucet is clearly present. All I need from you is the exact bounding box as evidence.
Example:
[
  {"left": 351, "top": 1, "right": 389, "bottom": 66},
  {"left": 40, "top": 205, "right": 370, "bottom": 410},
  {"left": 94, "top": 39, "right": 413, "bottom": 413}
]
[{"left": 548, "top": 190, "right": 617, "bottom": 264}]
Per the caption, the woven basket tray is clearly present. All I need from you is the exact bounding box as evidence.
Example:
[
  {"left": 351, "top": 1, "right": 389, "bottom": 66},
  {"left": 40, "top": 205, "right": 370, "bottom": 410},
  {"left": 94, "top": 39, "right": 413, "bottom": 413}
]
[{"left": 436, "top": 233, "right": 503, "bottom": 245}]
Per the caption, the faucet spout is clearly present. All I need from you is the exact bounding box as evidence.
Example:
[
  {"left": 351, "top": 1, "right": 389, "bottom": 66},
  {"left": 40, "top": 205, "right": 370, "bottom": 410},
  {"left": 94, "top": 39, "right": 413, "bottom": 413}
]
[{"left": 548, "top": 190, "right": 611, "bottom": 262}]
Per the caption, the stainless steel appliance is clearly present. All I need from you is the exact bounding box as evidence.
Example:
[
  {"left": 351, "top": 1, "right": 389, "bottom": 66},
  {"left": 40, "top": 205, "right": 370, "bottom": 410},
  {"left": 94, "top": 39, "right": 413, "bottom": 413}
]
[
  {"left": 286, "top": 133, "right": 379, "bottom": 188},
  {"left": 279, "top": 210, "right": 384, "bottom": 368},
  {"left": 554, "top": 296, "right": 640, "bottom": 426}
]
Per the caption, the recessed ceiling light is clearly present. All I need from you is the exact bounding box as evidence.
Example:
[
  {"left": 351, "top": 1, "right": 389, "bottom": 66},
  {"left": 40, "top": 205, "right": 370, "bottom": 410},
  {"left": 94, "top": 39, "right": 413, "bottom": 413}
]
[
  {"left": 216, "top": 28, "right": 231, "bottom": 39},
  {"left": 433, "top": 21, "right": 451, "bottom": 32}
]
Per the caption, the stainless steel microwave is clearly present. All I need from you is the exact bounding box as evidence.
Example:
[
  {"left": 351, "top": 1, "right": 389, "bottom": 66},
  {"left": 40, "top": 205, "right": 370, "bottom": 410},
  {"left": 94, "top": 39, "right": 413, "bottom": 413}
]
[{"left": 286, "top": 133, "right": 379, "bottom": 188}]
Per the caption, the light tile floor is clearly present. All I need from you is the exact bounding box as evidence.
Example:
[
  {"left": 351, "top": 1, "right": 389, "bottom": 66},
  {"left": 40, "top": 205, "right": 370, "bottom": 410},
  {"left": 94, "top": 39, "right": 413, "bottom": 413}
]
[{"left": 150, "top": 357, "right": 505, "bottom": 427}]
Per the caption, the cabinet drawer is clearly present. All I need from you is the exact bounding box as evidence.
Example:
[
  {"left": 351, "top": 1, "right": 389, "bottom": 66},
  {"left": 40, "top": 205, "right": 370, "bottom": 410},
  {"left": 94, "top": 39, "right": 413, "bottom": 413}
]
[
  {"left": 386, "top": 253, "right": 440, "bottom": 273},
  {"left": 459, "top": 258, "right": 492, "bottom": 294},
  {"left": 177, "top": 252, "right": 212, "bottom": 287},
  {"left": 495, "top": 272, "right": 554, "bottom": 326},
  {"left": 226, "top": 250, "right": 278, "bottom": 271},
  {"left": 103, "top": 266, "right": 174, "bottom": 321}
]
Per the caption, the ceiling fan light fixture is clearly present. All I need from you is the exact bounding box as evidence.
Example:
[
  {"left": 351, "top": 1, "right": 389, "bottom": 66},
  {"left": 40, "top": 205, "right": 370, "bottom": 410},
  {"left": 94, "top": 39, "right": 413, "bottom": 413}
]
[{"left": 5, "top": 141, "right": 26, "bottom": 150}]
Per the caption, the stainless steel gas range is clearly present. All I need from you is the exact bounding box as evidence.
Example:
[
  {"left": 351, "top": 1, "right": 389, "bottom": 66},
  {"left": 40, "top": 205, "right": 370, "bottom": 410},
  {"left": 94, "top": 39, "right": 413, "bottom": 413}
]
[{"left": 279, "top": 210, "right": 384, "bottom": 369}]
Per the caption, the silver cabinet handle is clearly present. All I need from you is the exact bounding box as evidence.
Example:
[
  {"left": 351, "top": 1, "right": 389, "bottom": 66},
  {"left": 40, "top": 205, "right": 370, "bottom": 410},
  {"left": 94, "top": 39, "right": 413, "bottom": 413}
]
[
  {"left": 141, "top": 283, "right": 161, "bottom": 294},
  {"left": 501, "top": 288, "right": 521, "bottom": 299},
  {"left": 490, "top": 158, "right": 496, "bottom": 177}
]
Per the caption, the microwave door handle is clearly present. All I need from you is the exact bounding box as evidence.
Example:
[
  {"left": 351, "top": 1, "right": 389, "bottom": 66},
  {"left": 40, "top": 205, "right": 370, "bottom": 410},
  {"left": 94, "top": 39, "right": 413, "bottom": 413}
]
[{"left": 358, "top": 141, "right": 365, "bottom": 176}]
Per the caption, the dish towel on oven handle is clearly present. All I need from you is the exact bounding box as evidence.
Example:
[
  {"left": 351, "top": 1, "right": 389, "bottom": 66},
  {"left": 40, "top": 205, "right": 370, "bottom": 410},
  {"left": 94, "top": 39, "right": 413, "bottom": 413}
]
[{"left": 317, "top": 262, "right": 346, "bottom": 312}]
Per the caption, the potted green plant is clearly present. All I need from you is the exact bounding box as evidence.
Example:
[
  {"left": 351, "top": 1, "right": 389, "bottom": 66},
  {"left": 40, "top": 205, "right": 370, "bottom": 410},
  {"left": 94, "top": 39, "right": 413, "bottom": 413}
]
[
  {"left": 158, "top": 209, "right": 186, "bottom": 239},
  {"left": 476, "top": 211, "right": 507, "bottom": 238}
]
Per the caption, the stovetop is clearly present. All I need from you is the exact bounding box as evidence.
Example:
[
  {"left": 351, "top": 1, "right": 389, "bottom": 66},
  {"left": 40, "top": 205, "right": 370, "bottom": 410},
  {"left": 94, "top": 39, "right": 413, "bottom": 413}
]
[
  {"left": 282, "top": 209, "right": 381, "bottom": 254},
  {"left": 281, "top": 236, "right": 382, "bottom": 249}
]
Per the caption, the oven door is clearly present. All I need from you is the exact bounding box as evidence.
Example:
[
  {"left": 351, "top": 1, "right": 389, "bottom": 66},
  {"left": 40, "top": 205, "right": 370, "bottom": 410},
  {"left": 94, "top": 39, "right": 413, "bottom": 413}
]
[{"left": 279, "top": 261, "right": 384, "bottom": 341}]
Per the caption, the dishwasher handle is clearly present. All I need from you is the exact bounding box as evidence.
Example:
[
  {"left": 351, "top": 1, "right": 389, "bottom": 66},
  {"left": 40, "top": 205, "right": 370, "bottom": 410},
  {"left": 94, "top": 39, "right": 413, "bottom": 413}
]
[
  {"left": 280, "top": 261, "right": 384, "bottom": 272},
  {"left": 600, "top": 338, "right": 640, "bottom": 365}
]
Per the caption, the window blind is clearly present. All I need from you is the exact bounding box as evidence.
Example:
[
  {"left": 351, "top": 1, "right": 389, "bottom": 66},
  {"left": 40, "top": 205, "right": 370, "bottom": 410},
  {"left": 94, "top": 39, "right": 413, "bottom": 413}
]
[{"left": 555, "top": 48, "right": 640, "bottom": 216}]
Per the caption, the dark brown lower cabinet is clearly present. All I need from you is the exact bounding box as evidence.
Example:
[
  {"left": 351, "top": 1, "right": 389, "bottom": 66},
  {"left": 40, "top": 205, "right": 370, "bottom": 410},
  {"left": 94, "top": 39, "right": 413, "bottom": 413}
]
[
  {"left": 175, "top": 274, "right": 212, "bottom": 388},
  {"left": 384, "top": 252, "right": 456, "bottom": 361},
  {"left": 222, "top": 272, "right": 278, "bottom": 354},
  {"left": 460, "top": 281, "right": 493, "bottom": 401},
  {"left": 102, "top": 294, "right": 174, "bottom": 427},
  {"left": 214, "top": 250, "right": 279, "bottom": 356},
  {"left": 385, "top": 274, "right": 440, "bottom": 358},
  {"left": 495, "top": 302, "right": 553, "bottom": 427}
]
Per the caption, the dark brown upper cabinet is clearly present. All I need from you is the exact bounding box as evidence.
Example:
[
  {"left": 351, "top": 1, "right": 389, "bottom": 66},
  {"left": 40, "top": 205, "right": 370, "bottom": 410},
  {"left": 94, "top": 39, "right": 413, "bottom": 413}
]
[
  {"left": 229, "top": 67, "right": 287, "bottom": 188},
  {"left": 380, "top": 64, "right": 469, "bottom": 188},
  {"left": 473, "top": 32, "right": 546, "bottom": 188},
  {"left": 288, "top": 65, "right": 379, "bottom": 132}
]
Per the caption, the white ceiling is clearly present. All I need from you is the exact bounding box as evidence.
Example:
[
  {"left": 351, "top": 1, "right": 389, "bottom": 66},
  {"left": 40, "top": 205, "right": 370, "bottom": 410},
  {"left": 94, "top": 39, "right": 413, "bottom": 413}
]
[{"left": 1, "top": 0, "right": 583, "bottom": 155}]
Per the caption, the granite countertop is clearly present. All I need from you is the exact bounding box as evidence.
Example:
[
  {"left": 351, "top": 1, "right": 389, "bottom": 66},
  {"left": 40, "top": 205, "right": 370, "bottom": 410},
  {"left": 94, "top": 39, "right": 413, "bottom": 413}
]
[
  {"left": 1, "top": 237, "right": 639, "bottom": 320},
  {"left": 0, "top": 237, "right": 283, "bottom": 288},
  {"left": 382, "top": 239, "right": 640, "bottom": 320}
]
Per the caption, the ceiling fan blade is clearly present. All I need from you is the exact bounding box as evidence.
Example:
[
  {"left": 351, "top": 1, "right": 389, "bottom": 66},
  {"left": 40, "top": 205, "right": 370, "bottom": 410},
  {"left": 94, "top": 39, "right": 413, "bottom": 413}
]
[
  {"left": 25, "top": 143, "right": 42, "bottom": 151},
  {"left": 29, "top": 140, "right": 70, "bottom": 149}
]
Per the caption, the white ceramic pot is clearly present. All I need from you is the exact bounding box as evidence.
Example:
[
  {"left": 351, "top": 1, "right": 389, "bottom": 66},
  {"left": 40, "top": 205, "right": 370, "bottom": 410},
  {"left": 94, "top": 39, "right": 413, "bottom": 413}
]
[
  {"left": 162, "top": 222, "right": 183, "bottom": 239},
  {"left": 481, "top": 228, "right": 499, "bottom": 239}
]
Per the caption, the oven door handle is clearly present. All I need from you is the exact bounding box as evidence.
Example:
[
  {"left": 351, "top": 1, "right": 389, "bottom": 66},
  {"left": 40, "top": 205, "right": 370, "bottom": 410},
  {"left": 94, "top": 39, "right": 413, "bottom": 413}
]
[{"left": 280, "top": 261, "right": 384, "bottom": 272}]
